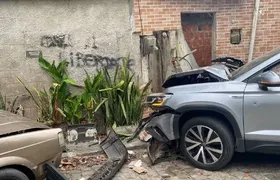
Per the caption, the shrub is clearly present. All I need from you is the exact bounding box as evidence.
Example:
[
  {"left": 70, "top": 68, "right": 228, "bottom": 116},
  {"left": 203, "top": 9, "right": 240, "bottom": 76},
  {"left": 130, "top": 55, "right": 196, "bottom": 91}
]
[{"left": 98, "top": 57, "right": 151, "bottom": 126}]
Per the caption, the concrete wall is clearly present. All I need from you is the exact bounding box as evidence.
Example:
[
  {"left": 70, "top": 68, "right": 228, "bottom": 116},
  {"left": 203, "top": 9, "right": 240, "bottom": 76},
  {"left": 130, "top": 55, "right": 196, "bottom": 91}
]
[{"left": 0, "top": 0, "right": 146, "bottom": 118}]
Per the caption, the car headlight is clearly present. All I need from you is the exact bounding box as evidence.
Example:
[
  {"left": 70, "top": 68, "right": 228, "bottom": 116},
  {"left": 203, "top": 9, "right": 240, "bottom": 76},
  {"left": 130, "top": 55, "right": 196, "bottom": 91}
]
[
  {"left": 58, "top": 132, "right": 65, "bottom": 147},
  {"left": 146, "top": 93, "right": 172, "bottom": 107}
]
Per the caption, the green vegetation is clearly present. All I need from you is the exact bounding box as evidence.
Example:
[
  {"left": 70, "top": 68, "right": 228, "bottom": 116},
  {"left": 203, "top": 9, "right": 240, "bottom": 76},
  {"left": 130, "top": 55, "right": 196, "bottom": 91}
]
[{"left": 20, "top": 56, "right": 151, "bottom": 129}]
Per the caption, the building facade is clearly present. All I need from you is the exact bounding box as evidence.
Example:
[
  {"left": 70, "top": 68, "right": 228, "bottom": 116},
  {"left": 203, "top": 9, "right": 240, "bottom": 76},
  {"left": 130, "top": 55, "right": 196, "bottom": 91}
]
[{"left": 133, "top": 0, "right": 280, "bottom": 65}]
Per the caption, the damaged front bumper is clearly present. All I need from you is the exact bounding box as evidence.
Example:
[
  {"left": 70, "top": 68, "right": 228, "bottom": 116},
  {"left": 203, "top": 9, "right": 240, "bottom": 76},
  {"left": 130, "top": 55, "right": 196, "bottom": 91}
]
[
  {"left": 142, "top": 110, "right": 181, "bottom": 165},
  {"left": 145, "top": 113, "right": 178, "bottom": 142},
  {"left": 145, "top": 111, "right": 180, "bottom": 142}
]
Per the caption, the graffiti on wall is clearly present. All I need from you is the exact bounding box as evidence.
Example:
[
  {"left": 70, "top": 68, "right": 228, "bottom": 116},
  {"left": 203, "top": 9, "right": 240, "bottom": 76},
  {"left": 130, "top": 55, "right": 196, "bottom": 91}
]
[
  {"left": 84, "top": 36, "right": 98, "bottom": 49},
  {"left": 41, "top": 34, "right": 72, "bottom": 48},
  {"left": 41, "top": 34, "right": 135, "bottom": 70},
  {"left": 68, "top": 52, "right": 134, "bottom": 70}
]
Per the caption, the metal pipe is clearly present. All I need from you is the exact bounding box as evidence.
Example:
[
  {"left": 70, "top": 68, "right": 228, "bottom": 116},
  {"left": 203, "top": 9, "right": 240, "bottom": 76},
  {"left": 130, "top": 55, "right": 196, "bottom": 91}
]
[{"left": 248, "top": 0, "right": 260, "bottom": 62}]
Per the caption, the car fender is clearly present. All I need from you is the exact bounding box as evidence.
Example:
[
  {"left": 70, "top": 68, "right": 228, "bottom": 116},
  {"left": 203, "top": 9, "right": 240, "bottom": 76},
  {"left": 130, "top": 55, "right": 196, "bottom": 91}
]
[{"left": 0, "top": 156, "right": 35, "bottom": 171}]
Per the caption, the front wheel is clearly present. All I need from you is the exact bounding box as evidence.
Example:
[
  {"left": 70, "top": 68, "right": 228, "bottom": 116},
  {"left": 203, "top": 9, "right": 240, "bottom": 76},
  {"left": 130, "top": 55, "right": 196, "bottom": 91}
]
[
  {"left": 0, "top": 168, "right": 30, "bottom": 180},
  {"left": 180, "top": 116, "right": 234, "bottom": 171}
]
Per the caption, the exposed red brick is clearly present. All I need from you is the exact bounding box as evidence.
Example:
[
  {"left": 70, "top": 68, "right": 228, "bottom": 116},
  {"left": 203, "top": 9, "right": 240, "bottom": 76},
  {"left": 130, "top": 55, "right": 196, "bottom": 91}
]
[{"left": 134, "top": 0, "right": 280, "bottom": 60}]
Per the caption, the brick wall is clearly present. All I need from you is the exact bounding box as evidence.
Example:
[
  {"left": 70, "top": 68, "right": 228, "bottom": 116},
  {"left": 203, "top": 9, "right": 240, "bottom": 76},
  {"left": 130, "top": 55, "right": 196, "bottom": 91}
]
[
  {"left": 182, "top": 24, "right": 212, "bottom": 66},
  {"left": 134, "top": 0, "right": 280, "bottom": 60}
]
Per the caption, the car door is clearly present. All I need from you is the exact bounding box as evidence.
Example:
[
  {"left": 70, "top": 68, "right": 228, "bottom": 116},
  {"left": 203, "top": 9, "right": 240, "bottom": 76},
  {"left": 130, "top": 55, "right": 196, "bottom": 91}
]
[{"left": 244, "top": 62, "right": 280, "bottom": 152}]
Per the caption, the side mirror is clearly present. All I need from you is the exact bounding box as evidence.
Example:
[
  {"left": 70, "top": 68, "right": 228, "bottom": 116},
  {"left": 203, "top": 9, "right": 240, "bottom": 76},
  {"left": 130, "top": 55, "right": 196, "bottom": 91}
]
[{"left": 258, "top": 71, "right": 280, "bottom": 90}]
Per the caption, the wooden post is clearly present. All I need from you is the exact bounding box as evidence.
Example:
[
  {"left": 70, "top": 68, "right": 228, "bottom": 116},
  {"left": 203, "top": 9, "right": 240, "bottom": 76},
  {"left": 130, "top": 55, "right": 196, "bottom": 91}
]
[{"left": 248, "top": 0, "right": 260, "bottom": 62}]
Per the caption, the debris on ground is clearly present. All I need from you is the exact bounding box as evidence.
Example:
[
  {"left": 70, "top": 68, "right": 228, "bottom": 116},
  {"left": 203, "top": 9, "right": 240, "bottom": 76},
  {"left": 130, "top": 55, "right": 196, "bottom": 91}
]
[
  {"left": 133, "top": 167, "right": 147, "bottom": 174},
  {"left": 128, "top": 160, "right": 142, "bottom": 169},
  {"left": 128, "top": 150, "right": 135, "bottom": 155},
  {"left": 161, "top": 173, "right": 171, "bottom": 178},
  {"left": 59, "top": 154, "right": 107, "bottom": 171},
  {"left": 139, "top": 130, "right": 152, "bottom": 142},
  {"left": 128, "top": 158, "right": 147, "bottom": 174},
  {"left": 148, "top": 138, "right": 169, "bottom": 164},
  {"left": 142, "top": 154, "right": 148, "bottom": 158}
]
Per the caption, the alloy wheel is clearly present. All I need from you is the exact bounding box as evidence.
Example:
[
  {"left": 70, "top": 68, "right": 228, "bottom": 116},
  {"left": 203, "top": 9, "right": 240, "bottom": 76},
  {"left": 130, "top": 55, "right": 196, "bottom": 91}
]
[{"left": 184, "top": 125, "right": 223, "bottom": 165}]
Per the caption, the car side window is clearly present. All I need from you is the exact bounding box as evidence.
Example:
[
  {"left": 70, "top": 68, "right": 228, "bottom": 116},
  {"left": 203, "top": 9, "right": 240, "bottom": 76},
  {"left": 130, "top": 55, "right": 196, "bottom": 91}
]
[
  {"left": 271, "top": 64, "right": 280, "bottom": 76},
  {"left": 247, "top": 61, "right": 280, "bottom": 83},
  {"left": 247, "top": 72, "right": 262, "bottom": 83}
]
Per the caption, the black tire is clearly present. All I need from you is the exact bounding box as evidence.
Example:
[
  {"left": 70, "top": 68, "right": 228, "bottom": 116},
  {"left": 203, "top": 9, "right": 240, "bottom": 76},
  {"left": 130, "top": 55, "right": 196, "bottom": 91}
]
[
  {"left": 0, "top": 168, "right": 30, "bottom": 180},
  {"left": 180, "top": 116, "right": 234, "bottom": 171}
]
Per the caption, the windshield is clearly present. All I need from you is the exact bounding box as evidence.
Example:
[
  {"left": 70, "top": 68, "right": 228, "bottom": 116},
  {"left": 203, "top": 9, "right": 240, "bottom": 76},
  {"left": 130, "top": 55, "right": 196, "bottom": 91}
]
[{"left": 231, "top": 47, "right": 280, "bottom": 79}]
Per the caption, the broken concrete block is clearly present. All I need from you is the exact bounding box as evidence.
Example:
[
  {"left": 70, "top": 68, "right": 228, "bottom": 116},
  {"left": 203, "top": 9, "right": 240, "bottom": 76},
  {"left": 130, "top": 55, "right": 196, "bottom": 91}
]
[
  {"left": 128, "top": 150, "right": 135, "bottom": 155},
  {"left": 133, "top": 167, "right": 147, "bottom": 174},
  {"left": 128, "top": 160, "right": 142, "bottom": 169},
  {"left": 139, "top": 130, "right": 152, "bottom": 142}
]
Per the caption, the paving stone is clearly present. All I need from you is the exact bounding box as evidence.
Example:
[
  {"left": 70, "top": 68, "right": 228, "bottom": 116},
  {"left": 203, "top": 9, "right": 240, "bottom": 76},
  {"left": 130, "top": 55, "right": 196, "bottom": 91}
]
[
  {"left": 62, "top": 148, "right": 280, "bottom": 180},
  {"left": 248, "top": 173, "right": 268, "bottom": 180},
  {"left": 262, "top": 173, "right": 279, "bottom": 180},
  {"left": 81, "top": 170, "right": 94, "bottom": 178},
  {"left": 63, "top": 173, "right": 72, "bottom": 179},
  {"left": 71, "top": 173, "right": 82, "bottom": 180}
]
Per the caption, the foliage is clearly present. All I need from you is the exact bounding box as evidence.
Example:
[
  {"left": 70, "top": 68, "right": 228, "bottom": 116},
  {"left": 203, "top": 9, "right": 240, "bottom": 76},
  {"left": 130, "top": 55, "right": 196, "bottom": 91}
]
[
  {"left": 0, "top": 92, "right": 5, "bottom": 110},
  {"left": 38, "top": 57, "right": 76, "bottom": 85},
  {"left": 0, "top": 92, "right": 24, "bottom": 115},
  {"left": 81, "top": 71, "right": 108, "bottom": 123},
  {"left": 18, "top": 57, "right": 75, "bottom": 125},
  {"left": 59, "top": 95, "right": 84, "bottom": 125},
  {"left": 98, "top": 57, "right": 151, "bottom": 126},
  {"left": 20, "top": 57, "right": 108, "bottom": 125},
  {"left": 18, "top": 78, "right": 54, "bottom": 125},
  {"left": 19, "top": 56, "right": 151, "bottom": 127},
  {"left": 33, "top": 88, "right": 54, "bottom": 125}
]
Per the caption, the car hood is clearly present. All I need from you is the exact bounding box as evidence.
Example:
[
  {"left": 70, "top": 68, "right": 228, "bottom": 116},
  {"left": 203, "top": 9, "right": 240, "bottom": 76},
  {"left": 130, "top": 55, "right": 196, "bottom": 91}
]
[
  {"left": 164, "top": 81, "right": 246, "bottom": 94},
  {"left": 0, "top": 110, "right": 49, "bottom": 136},
  {"left": 162, "top": 64, "right": 230, "bottom": 88}
]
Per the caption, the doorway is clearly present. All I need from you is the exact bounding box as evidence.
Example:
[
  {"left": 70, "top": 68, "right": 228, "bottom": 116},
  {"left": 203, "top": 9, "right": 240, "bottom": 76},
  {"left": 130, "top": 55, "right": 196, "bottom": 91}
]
[{"left": 181, "top": 12, "right": 216, "bottom": 67}]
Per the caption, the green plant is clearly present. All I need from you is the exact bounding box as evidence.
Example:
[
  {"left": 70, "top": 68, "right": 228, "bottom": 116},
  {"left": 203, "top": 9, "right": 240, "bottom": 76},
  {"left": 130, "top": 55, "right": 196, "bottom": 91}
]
[
  {"left": 0, "top": 91, "right": 24, "bottom": 115},
  {"left": 17, "top": 78, "right": 53, "bottom": 125},
  {"left": 81, "top": 71, "right": 108, "bottom": 122},
  {"left": 38, "top": 57, "right": 75, "bottom": 85},
  {"left": 99, "top": 57, "right": 151, "bottom": 126},
  {"left": 0, "top": 92, "right": 5, "bottom": 110},
  {"left": 18, "top": 57, "right": 76, "bottom": 125},
  {"left": 38, "top": 57, "right": 76, "bottom": 125},
  {"left": 33, "top": 88, "right": 54, "bottom": 125},
  {"left": 60, "top": 95, "right": 84, "bottom": 125}
]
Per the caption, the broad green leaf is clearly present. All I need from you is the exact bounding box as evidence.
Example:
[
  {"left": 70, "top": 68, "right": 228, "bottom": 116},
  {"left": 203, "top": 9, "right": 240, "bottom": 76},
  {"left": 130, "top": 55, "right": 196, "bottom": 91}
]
[
  {"left": 118, "top": 95, "right": 127, "bottom": 121},
  {"left": 99, "top": 88, "right": 113, "bottom": 92},
  {"left": 141, "top": 80, "right": 152, "bottom": 96},
  {"left": 38, "top": 56, "right": 52, "bottom": 70},
  {"left": 112, "top": 122, "right": 117, "bottom": 129},
  {"left": 94, "top": 98, "right": 108, "bottom": 113},
  {"left": 105, "top": 100, "right": 110, "bottom": 119},
  {"left": 63, "top": 78, "right": 77, "bottom": 85},
  {"left": 127, "top": 81, "right": 133, "bottom": 103},
  {"left": 116, "top": 80, "right": 125, "bottom": 88}
]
